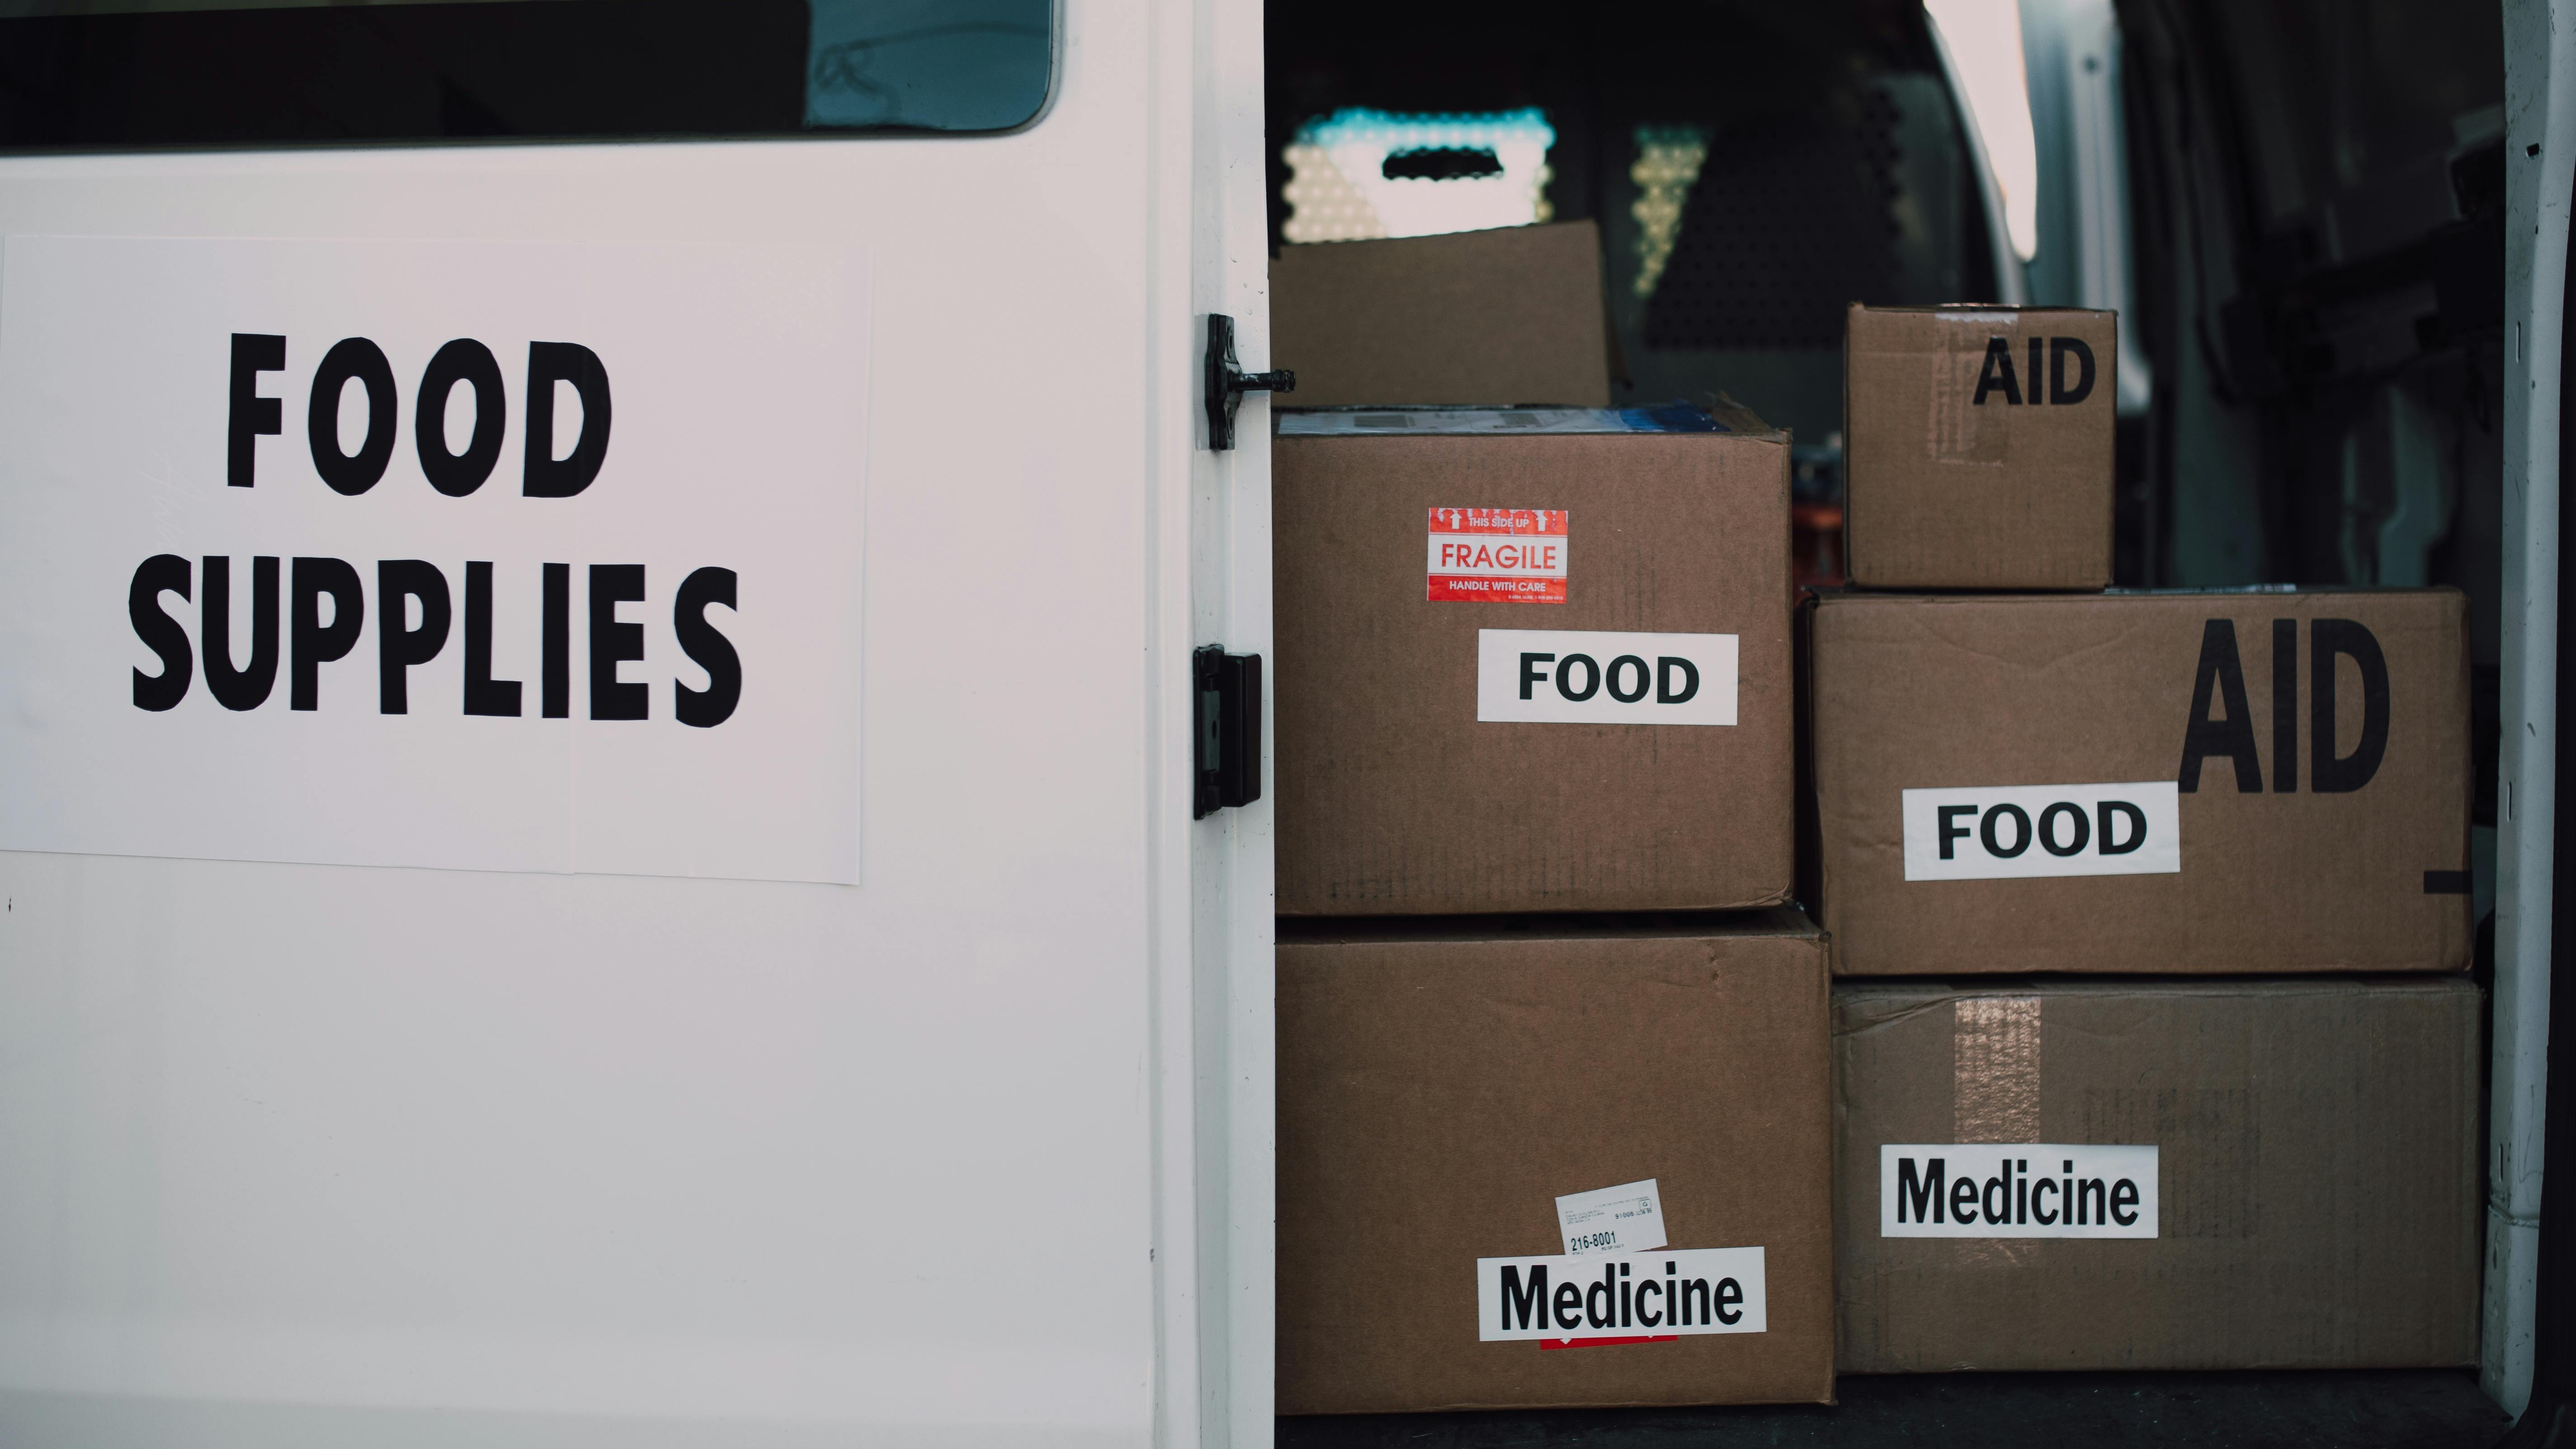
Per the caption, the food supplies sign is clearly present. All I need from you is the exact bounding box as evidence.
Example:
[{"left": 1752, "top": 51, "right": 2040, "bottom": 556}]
[{"left": 0, "top": 237, "right": 867, "bottom": 883}]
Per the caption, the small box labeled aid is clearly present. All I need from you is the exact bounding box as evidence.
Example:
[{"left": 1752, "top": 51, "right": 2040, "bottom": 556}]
[{"left": 1557, "top": 1179, "right": 1668, "bottom": 1256}]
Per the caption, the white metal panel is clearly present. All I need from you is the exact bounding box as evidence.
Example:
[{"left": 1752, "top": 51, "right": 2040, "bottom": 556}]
[
  {"left": 0, "top": 2, "right": 1273, "bottom": 1444},
  {"left": 2488, "top": 0, "right": 2575, "bottom": 1418}
]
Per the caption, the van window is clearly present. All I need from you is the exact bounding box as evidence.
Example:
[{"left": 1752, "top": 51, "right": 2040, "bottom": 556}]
[{"left": 0, "top": 0, "right": 1054, "bottom": 151}]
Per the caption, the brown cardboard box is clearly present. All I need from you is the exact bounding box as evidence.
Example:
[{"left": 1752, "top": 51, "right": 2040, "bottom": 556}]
[
  {"left": 1272, "top": 221, "right": 1613, "bottom": 407},
  {"left": 1835, "top": 977, "right": 2481, "bottom": 1372},
  {"left": 1275, "top": 407, "right": 1793, "bottom": 915},
  {"left": 1278, "top": 909, "right": 1834, "bottom": 1413},
  {"left": 1843, "top": 303, "right": 2116, "bottom": 590},
  {"left": 1806, "top": 588, "right": 2472, "bottom": 975}
]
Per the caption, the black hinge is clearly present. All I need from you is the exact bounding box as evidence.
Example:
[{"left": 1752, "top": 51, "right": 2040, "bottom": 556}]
[
  {"left": 1204, "top": 313, "right": 1294, "bottom": 450},
  {"left": 1193, "top": 645, "right": 1262, "bottom": 819}
]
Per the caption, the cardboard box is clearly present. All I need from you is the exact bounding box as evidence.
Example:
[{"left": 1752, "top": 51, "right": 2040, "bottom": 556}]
[
  {"left": 1835, "top": 977, "right": 2481, "bottom": 1372},
  {"left": 1843, "top": 303, "right": 2116, "bottom": 589},
  {"left": 1806, "top": 588, "right": 2472, "bottom": 975},
  {"left": 1272, "top": 221, "right": 1613, "bottom": 408},
  {"left": 1275, "top": 406, "right": 1794, "bottom": 915},
  {"left": 1277, "top": 909, "right": 1834, "bottom": 1413}
]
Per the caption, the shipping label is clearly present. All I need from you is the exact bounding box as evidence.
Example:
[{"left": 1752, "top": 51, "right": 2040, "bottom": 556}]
[
  {"left": 1479, "top": 1247, "right": 1766, "bottom": 1343},
  {"left": 1475, "top": 629, "right": 1737, "bottom": 726},
  {"left": 1556, "top": 1179, "right": 1667, "bottom": 1256},
  {"left": 1879, "top": 1144, "right": 2158, "bottom": 1238},
  {"left": 1427, "top": 507, "right": 1568, "bottom": 603},
  {"left": 1901, "top": 781, "right": 2181, "bottom": 881}
]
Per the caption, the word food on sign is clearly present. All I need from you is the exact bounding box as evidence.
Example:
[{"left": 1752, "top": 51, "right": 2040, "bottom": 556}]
[
  {"left": 2180, "top": 618, "right": 2389, "bottom": 794},
  {"left": 1555, "top": 1179, "right": 1668, "bottom": 1257},
  {"left": 1479, "top": 1248, "right": 1766, "bottom": 1342},
  {"left": 128, "top": 333, "right": 739, "bottom": 727},
  {"left": 1476, "top": 628, "right": 1738, "bottom": 726},
  {"left": 1901, "top": 781, "right": 2181, "bottom": 881},
  {"left": 1880, "top": 1144, "right": 2159, "bottom": 1239},
  {"left": 1972, "top": 336, "right": 2098, "bottom": 406},
  {"left": 1426, "top": 506, "right": 1568, "bottom": 603}
]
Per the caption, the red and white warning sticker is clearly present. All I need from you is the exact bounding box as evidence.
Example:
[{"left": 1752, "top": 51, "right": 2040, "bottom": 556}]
[{"left": 1427, "top": 507, "right": 1568, "bottom": 603}]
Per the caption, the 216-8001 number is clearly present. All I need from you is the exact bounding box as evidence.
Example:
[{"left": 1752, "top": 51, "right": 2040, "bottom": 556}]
[{"left": 1568, "top": 1231, "right": 1621, "bottom": 1252}]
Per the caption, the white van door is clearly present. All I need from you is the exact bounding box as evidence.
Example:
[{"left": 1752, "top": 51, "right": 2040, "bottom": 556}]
[{"left": 0, "top": 4, "right": 1276, "bottom": 1445}]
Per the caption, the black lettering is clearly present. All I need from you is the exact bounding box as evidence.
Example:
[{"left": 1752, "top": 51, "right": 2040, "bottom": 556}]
[
  {"left": 2017, "top": 1160, "right": 2029, "bottom": 1223},
  {"left": 2179, "top": 619, "right": 2263, "bottom": 791},
  {"left": 1715, "top": 1278, "right": 1744, "bottom": 1326},
  {"left": 1606, "top": 654, "right": 1650, "bottom": 703},
  {"left": 524, "top": 341, "right": 612, "bottom": 497},
  {"left": 415, "top": 339, "right": 507, "bottom": 497},
  {"left": 1619, "top": 1262, "right": 1632, "bottom": 1328},
  {"left": 541, "top": 561, "right": 571, "bottom": 719},
  {"left": 289, "top": 556, "right": 364, "bottom": 710},
  {"left": 1501, "top": 1265, "right": 1546, "bottom": 1331},
  {"left": 1983, "top": 1166, "right": 2012, "bottom": 1224},
  {"left": 200, "top": 555, "right": 279, "bottom": 711},
  {"left": 2098, "top": 800, "right": 2147, "bottom": 853},
  {"left": 673, "top": 567, "right": 741, "bottom": 728},
  {"left": 1951, "top": 1176, "right": 1980, "bottom": 1224},
  {"left": 376, "top": 560, "right": 452, "bottom": 715},
  {"left": 1519, "top": 652, "right": 1554, "bottom": 701},
  {"left": 2076, "top": 1178, "right": 2107, "bottom": 1226},
  {"left": 1656, "top": 655, "right": 1699, "bottom": 703},
  {"left": 2029, "top": 337, "right": 2045, "bottom": 403},
  {"left": 2111, "top": 1178, "right": 2141, "bottom": 1226},
  {"left": 2033, "top": 1177, "right": 2059, "bottom": 1224},
  {"left": 1680, "top": 1278, "right": 1710, "bottom": 1326},
  {"left": 1973, "top": 336, "right": 2022, "bottom": 405},
  {"left": 307, "top": 337, "right": 397, "bottom": 496},
  {"left": 1552, "top": 1281, "right": 1583, "bottom": 1331},
  {"left": 588, "top": 564, "right": 647, "bottom": 720},
  {"left": 1556, "top": 653, "right": 1600, "bottom": 701},
  {"left": 2037, "top": 801, "right": 2090, "bottom": 856},
  {"left": 1585, "top": 1264, "right": 1616, "bottom": 1329},
  {"left": 463, "top": 562, "right": 523, "bottom": 717},
  {"left": 128, "top": 553, "right": 193, "bottom": 711},
  {"left": 227, "top": 333, "right": 284, "bottom": 488},
  {"left": 2049, "top": 336, "right": 2096, "bottom": 405},
  {"left": 1898, "top": 1155, "right": 1947, "bottom": 1223},
  {"left": 2311, "top": 619, "right": 2390, "bottom": 792},
  {"left": 1938, "top": 805, "right": 1975, "bottom": 860},
  {"left": 1637, "top": 1278, "right": 1662, "bottom": 1327},
  {"left": 2273, "top": 618, "right": 2298, "bottom": 792},
  {"left": 1981, "top": 803, "right": 2031, "bottom": 857}
]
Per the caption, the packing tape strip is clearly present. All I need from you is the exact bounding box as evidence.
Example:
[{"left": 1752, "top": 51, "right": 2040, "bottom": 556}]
[{"left": 1953, "top": 996, "right": 2042, "bottom": 1143}]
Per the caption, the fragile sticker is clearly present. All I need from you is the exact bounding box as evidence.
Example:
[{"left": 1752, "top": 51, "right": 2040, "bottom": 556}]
[
  {"left": 1427, "top": 507, "right": 1567, "bottom": 603},
  {"left": 1557, "top": 1179, "right": 1667, "bottom": 1256},
  {"left": 1879, "top": 1144, "right": 2158, "bottom": 1238},
  {"left": 1479, "top": 1247, "right": 1765, "bottom": 1342}
]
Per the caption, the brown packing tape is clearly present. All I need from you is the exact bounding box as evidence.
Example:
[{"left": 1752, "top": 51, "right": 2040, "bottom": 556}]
[
  {"left": 1952, "top": 997, "right": 2041, "bottom": 1143},
  {"left": 1927, "top": 311, "right": 2016, "bottom": 466}
]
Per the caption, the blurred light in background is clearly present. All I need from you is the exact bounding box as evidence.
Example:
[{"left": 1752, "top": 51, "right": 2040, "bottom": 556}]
[
  {"left": 1924, "top": 0, "right": 2039, "bottom": 262},
  {"left": 1282, "top": 108, "right": 1555, "bottom": 243}
]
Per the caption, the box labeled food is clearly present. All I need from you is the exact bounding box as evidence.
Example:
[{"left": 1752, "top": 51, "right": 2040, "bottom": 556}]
[
  {"left": 1805, "top": 588, "right": 2472, "bottom": 975},
  {"left": 1835, "top": 978, "right": 2481, "bottom": 1372},
  {"left": 1843, "top": 303, "right": 2116, "bottom": 590},
  {"left": 1278, "top": 910, "right": 1834, "bottom": 1412},
  {"left": 1276, "top": 404, "right": 1792, "bottom": 915}
]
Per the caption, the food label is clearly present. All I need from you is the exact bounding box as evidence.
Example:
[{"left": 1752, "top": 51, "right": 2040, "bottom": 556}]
[
  {"left": 1901, "top": 781, "right": 2181, "bottom": 881},
  {"left": 1427, "top": 507, "right": 1567, "bottom": 603},
  {"left": 1476, "top": 629, "right": 1737, "bottom": 726}
]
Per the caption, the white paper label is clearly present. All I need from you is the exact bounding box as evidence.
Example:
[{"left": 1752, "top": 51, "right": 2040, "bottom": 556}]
[
  {"left": 1901, "top": 781, "right": 2181, "bottom": 881},
  {"left": 1878, "top": 1144, "right": 2159, "bottom": 1238},
  {"left": 1556, "top": 1179, "right": 1667, "bottom": 1256},
  {"left": 1476, "top": 629, "right": 1737, "bottom": 726},
  {"left": 0, "top": 236, "right": 866, "bottom": 883},
  {"left": 1478, "top": 1247, "right": 1765, "bottom": 1341}
]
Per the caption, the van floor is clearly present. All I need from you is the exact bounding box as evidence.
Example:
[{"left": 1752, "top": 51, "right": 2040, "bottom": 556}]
[{"left": 1280, "top": 1369, "right": 2511, "bottom": 1446}]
